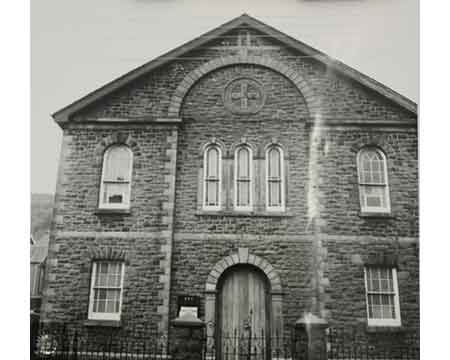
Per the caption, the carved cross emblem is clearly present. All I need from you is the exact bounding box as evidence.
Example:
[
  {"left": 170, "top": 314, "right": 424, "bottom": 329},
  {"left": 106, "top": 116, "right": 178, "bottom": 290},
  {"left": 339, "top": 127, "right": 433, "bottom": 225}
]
[
  {"left": 224, "top": 78, "right": 265, "bottom": 114},
  {"left": 230, "top": 82, "right": 262, "bottom": 109}
]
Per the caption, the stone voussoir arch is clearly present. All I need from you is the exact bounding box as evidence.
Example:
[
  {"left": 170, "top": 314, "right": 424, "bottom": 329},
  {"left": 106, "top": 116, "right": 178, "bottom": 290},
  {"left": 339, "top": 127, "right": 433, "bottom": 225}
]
[
  {"left": 167, "top": 55, "right": 318, "bottom": 118},
  {"left": 205, "top": 247, "right": 282, "bottom": 293},
  {"left": 204, "top": 248, "right": 284, "bottom": 340},
  {"left": 94, "top": 133, "right": 141, "bottom": 164}
]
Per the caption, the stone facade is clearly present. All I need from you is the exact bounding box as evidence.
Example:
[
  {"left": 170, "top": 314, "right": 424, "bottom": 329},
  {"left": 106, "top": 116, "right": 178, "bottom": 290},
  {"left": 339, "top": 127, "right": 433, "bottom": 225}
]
[{"left": 43, "top": 15, "right": 418, "bottom": 346}]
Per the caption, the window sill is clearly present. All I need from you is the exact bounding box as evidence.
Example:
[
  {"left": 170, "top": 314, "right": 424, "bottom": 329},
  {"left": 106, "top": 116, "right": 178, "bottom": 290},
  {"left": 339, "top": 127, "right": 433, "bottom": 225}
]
[
  {"left": 366, "top": 325, "right": 405, "bottom": 333},
  {"left": 84, "top": 319, "right": 122, "bottom": 328},
  {"left": 195, "top": 210, "right": 294, "bottom": 218},
  {"left": 359, "top": 212, "right": 395, "bottom": 219},
  {"left": 95, "top": 208, "right": 131, "bottom": 215}
]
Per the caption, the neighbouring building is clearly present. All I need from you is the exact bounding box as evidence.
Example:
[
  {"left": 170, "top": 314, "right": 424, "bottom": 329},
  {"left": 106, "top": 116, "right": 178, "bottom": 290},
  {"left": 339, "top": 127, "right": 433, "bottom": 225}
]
[
  {"left": 31, "top": 243, "right": 47, "bottom": 314},
  {"left": 41, "top": 14, "right": 418, "bottom": 357}
]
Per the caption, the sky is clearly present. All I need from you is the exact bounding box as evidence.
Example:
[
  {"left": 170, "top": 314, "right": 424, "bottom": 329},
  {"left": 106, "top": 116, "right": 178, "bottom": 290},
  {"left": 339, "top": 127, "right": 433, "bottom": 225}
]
[{"left": 31, "top": 0, "right": 419, "bottom": 194}]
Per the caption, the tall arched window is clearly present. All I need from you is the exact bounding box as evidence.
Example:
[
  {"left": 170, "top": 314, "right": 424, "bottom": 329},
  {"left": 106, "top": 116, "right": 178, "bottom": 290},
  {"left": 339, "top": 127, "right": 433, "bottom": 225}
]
[
  {"left": 99, "top": 145, "right": 133, "bottom": 209},
  {"left": 234, "top": 145, "right": 253, "bottom": 210},
  {"left": 357, "top": 148, "right": 390, "bottom": 213},
  {"left": 203, "top": 145, "right": 221, "bottom": 210},
  {"left": 266, "top": 146, "right": 285, "bottom": 211}
]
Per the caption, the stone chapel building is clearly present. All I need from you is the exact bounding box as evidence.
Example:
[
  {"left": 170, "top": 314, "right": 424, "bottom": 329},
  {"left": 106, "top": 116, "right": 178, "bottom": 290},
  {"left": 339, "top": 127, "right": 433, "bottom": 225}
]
[{"left": 42, "top": 14, "right": 418, "bottom": 348}]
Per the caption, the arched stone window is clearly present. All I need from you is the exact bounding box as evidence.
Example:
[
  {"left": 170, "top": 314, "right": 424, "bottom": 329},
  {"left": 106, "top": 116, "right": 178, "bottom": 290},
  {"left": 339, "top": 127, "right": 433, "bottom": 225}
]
[
  {"left": 357, "top": 147, "right": 390, "bottom": 213},
  {"left": 234, "top": 145, "right": 253, "bottom": 211},
  {"left": 99, "top": 145, "right": 133, "bottom": 209},
  {"left": 203, "top": 144, "right": 222, "bottom": 210},
  {"left": 266, "top": 145, "right": 285, "bottom": 211}
]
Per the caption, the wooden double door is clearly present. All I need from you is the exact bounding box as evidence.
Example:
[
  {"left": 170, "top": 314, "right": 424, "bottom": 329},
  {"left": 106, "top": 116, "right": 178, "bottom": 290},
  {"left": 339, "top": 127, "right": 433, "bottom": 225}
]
[{"left": 217, "top": 265, "right": 271, "bottom": 360}]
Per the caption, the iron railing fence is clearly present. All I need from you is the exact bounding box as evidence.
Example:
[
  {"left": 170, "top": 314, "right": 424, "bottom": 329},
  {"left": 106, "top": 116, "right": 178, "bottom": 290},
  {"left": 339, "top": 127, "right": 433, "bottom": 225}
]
[
  {"left": 33, "top": 322, "right": 168, "bottom": 360},
  {"left": 326, "top": 327, "right": 419, "bottom": 360},
  {"left": 203, "top": 329, "right": 307, "bottom": 360},
  {"left": 31, "top": 322, "right": 419, "bottom": 360}
]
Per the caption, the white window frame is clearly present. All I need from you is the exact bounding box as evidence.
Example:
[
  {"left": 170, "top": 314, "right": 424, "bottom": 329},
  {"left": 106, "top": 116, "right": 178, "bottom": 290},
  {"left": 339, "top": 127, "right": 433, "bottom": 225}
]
[
  {"left": 98, "top": 145, "right": 133, "bottom": 210},
  {"left": 265, "top": 146, "right": 285, "bottom": 212},
  {"left": 357, "top": 148, "right": 391, "bottom": 213},
  {"left": 203, "top": 144, "right": 222, "bottom": 211},
  {"left": 234, "top": 145, "right": 253, "bottom": 211},
  {"left": 364, "top": 267, "right": 401, "bottom": 327},
  {"left": 88, "top": 261, "right": 126, "bottom": 321}
]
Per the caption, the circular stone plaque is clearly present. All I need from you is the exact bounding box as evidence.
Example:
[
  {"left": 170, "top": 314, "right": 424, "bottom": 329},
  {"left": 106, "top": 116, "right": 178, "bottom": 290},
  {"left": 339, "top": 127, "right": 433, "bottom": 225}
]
[{"left": 223, "top": 77, "right": 266, "bottom": 114}]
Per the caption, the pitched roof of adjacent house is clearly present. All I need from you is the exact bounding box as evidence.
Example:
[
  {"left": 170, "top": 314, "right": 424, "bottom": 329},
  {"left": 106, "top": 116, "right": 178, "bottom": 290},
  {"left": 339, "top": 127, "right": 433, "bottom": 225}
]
[{"left": 52, "top": 13, "right": 417, "bottom": 124}]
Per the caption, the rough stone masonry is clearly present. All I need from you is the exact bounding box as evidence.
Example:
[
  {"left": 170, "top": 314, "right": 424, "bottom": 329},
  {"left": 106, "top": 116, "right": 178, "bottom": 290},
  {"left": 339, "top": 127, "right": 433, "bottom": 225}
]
[{"left": 43, "top": 15, "right": 418, "bottom": 350}]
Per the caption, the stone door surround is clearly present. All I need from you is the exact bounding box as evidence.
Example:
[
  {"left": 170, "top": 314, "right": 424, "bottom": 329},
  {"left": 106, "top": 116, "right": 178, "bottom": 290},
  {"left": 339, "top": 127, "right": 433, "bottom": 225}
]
[{"left": 204, "top": 248, "right": 284, "bottom": 341}]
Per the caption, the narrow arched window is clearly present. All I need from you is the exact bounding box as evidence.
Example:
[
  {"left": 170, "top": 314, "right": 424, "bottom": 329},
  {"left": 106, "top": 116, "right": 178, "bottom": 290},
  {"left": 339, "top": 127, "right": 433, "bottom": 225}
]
[
  {"left": 99, "top": 145, "right": 133, "bottom": 209},
  {"left": 357, "top": 148, "right": 390, "bottom": 213},
  {"left": 234, "top": 146, "right": 253, "bottom": 210},
  {"left": 203, "top": 145, "right": 221, "bottom": 210},
  {"left": 266, "top": 146, "right": 285, "bottom": 211}
]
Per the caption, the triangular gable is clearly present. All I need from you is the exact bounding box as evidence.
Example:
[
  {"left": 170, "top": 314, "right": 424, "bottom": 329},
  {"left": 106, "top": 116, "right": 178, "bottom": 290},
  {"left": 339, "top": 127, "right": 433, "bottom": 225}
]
[{"left": 53, "top": 14, "right": 417, "bottom": 124}]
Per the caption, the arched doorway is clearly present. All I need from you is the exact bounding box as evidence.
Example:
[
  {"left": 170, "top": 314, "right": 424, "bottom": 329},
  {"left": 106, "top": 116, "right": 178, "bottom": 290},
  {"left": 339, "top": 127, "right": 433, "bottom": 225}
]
[
  {"left": 217, "top": 264, "right": 271, "bottom": 359},
  {"left": 204, "top": 249, "right": 284, "bottom": 360}
]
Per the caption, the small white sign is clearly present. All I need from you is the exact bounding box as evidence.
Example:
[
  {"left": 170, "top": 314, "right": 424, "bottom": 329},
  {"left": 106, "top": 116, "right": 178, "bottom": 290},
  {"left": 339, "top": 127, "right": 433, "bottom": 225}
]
[{"left": 179, "top": 306, "right": 198, "bottom": 318}]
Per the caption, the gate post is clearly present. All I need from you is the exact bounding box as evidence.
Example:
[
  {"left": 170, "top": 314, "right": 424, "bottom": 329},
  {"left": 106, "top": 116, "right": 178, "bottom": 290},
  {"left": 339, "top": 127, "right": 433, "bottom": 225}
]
[
  {"left": 295, "top": 314, "right": 328, "bottom": 360},
  {"left": 30, "top": 311, "right": 40, "bottom": 360},
  {"left": 171, "top": 312, "right": 205, "bottom": 360}
]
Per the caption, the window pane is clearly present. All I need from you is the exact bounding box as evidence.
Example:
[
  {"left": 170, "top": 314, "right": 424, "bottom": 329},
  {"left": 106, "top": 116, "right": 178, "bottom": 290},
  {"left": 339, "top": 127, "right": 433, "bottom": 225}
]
[
  {"left": 363, "top": 186, "right": 385, "bottom": 208},
  {"left": 367, "top": 268, "right": 377, "bottom": 292},
  {"left": 207, "top": 147, "right": 219, "bottom": 177},
  {"left": 106, "top": 274, "right": 120, "bottom": 287},
  {"left": 380, "top": 294, "right": 395, "bottom": 319},
  {"left": 237, "top": 148, "right": 250, "bottom": 178},
  {"left": 95, "top": 263, "right": 106, "bottom": 286},
  {"left": 380, "top": 305, "right": 394, "bottom": 319},
  {"left": 362, "top": 157, "right": 371, "bottom": 171},
  {"left": 206, "top": 180, "right": 218, "bottom": 206},
  {"left": 109, "top": 263, "right": 121, "bottom": 276},
  {"left": 103, "top": 183, "right": 128, "bottom": 205},
  {"left": 361, "top": 170, "right": 371, "bottom": 183},
  {"left": 104, "top": 146, "right": 131, "bottom": 181},
  {"left": 359, "top": 150, "right": 386, "bottom": 185},
  {"left": 372, "top": 294, "right": 381, "bottom": 305},
  {"left": 237, "top": 181, "right": 250, "bottom": 206},
  {"left": 372, "top": 306, "right": 382, "bottom": 319},
  {"left": 268, "top": 148, "right": 280, "bottom": 178},
  {"left": 105, "top": 290, "right": 121, "bottom": 313},
  {"left": 367, "top": 295, "right": 373, "bottom": 318},
  {"left": 269, "top": 181, "right": 281, "bottom": 207},
  {"left": 94, "top": 289, "right": 107, "bottom": 313}
]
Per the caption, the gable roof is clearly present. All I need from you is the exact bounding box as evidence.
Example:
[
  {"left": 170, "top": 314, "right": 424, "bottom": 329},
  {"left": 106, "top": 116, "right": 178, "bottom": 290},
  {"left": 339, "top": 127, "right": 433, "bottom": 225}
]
[{"left": 52, "top": 14, "right": 417, "bottom": 124}]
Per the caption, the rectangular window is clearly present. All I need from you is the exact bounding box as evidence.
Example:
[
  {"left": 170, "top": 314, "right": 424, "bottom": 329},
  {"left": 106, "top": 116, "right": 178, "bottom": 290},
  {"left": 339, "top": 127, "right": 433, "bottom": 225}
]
[
  {"left": 364, "top": 267, "right": 401, "bottom": 326},
  {"left": 88, "top": 261, "right": 125, "bottom": 321}
]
